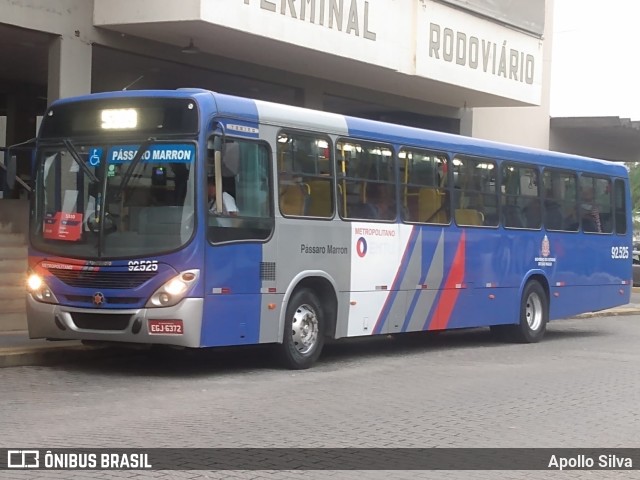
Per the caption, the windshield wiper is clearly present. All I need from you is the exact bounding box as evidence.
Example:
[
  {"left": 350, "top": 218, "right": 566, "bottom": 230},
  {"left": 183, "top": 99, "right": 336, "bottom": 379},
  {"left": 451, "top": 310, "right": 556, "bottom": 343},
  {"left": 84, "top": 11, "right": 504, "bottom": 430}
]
[
  {"left": 114, "top": 138, "right": 155, "bottom": 200},
  {"left": 62, "top": 139, "right": 99, "bottom": 184}
]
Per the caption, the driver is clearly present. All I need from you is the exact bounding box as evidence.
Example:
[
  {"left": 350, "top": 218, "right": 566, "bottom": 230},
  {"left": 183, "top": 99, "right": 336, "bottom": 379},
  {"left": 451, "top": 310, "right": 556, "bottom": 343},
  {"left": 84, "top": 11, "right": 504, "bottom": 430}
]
[{"left": 207, "top": 175, "right": 238, "bottom": 216}]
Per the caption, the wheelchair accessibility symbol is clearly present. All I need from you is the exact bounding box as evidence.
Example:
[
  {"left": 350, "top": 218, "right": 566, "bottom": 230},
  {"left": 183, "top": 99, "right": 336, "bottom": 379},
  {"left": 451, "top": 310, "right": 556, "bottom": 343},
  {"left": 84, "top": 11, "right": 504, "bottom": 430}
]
[{"left": 88, "top": 148, "right": 102, "bottom": 167}]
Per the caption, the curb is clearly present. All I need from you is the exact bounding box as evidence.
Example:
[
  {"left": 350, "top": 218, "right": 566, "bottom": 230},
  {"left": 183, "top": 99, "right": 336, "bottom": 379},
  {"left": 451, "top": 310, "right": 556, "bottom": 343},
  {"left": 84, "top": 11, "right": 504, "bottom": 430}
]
[{"left": 573, "top": 308, "right": 640, "bottom": 319}]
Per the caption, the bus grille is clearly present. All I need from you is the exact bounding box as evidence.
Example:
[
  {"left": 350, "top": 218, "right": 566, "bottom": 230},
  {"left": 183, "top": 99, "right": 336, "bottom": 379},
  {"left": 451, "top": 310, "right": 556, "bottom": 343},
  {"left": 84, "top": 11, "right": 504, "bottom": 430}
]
[
  {"left": 49, "top": 269, "right": 156, "bottom": 289},
  {"left": 260, "top": 262, "right": 276, "bottom": 281},
  {"left": 66, "top": 295, "right": 141, "bottom": 306},
  {"left": 71, "top": 313, "right": 132, "bottom": 331}
]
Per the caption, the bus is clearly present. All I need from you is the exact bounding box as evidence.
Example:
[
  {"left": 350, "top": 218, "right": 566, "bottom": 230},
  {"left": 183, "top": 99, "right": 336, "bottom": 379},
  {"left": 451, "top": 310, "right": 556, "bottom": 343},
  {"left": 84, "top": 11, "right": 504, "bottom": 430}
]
[{"left": 26, "top": 89, "right": 632, "bottom": 369}]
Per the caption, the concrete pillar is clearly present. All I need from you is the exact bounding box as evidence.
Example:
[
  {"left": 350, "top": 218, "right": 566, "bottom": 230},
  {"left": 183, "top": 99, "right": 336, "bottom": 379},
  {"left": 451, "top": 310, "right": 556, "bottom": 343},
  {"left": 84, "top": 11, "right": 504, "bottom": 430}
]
[
  {"left": 458, "top": 107, "right": 473, "bottom": 137},
  {"left": 47, "top": 35, "right": 92, "bottom": 105},
  {"left": 468, "top": 0, "right": 554, "bottom": 149}
]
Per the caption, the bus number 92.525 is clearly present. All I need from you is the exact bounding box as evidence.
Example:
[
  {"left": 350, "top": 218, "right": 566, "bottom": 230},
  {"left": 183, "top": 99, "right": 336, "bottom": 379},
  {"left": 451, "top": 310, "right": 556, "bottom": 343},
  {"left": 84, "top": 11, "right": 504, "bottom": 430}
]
[
  {"left": 611, "top": 246, "right": 629, "bottom": 259},
  {"left": 128, "top": 260, "right": 158, "bottom": 271}
]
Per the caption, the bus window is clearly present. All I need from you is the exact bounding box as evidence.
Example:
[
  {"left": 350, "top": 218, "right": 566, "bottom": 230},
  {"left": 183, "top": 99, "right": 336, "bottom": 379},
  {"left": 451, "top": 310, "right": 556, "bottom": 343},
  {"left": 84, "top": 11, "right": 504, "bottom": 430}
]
[
  {"left": 276, "top": 131, "right": 333, "bottom": 218},
  {"left": 452, "top": 155, "right": 498, "bottom": 227},
  {"left": 336, "top": 140, "right": 395, "bottom": 221},
  {"left": 614, "top": 179, "right": 627, "bottom": 234},
  {"left": 501, "top": 163, "right": 540, "bottom": 229},
  {"left": 579, "top": 175, "right": 612, "bottom": 233},
  {"left": 207, "top": 137, "right": 273, "bottom": 243},
  {"left": 542, "top": 169, "right": 578, "bottom": 232},
  {"left": 399, "top": 148, "right": 449, "bottom": 224}
]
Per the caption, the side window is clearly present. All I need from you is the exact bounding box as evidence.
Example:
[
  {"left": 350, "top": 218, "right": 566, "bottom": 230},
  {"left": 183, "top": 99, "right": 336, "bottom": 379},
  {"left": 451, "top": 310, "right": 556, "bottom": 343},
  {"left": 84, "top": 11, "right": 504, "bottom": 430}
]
[
  {"left": 277, "top": 131, "right": 333, "bottom": 218},
  {"left": 579, "top": 175, "right": 612, "bottom": 233},
  {"left": 452, "top": 155, "right": 498, "bottom": 227},
  {"left": 207, "top": 137, "right": 273, "bottom": 243},
  {"left": 336, "top": 140, "right": 395, "bottom": 221},
  {"left": 501, "top": 163, "right": 540, "bottom": 229},
  {"left": 542, "top": 169, "right": 578, "bottom": 232},
  {"left": 614, "top": 179, "right": 627, "bottom": 234},
  {"left": 400, "top": 148, "right": 449, "bottom": 224}
]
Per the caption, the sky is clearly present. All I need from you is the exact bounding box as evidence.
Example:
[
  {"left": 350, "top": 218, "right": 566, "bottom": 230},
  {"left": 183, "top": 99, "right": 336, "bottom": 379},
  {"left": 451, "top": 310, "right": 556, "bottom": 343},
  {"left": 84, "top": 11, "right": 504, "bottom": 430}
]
[{"left": 550, "top": 0, "right": 640, "bottom": 120}]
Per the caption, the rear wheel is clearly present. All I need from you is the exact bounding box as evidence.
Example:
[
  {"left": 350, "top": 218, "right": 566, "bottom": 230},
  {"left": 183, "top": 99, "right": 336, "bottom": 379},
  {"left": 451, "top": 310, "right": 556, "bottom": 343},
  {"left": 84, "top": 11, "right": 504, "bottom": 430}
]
[
  {"left": 279, "top": 289, "right": 325, "bottom": 369},
  {"left": 512, "top": 280, "right": 548, "bottom": 342},
  {"left": 493, "top": 281, "right": 548, "bottom": 343}
]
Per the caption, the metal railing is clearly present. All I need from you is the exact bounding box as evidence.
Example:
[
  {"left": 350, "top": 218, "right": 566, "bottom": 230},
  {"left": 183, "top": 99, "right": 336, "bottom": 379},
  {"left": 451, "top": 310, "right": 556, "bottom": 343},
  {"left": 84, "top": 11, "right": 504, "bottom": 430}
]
[
  {"left": 0, "top": 158, "right": 32, "bottom": 194},
  {"left": 0, "top": 140, "right": 35, "bottom": 197}
]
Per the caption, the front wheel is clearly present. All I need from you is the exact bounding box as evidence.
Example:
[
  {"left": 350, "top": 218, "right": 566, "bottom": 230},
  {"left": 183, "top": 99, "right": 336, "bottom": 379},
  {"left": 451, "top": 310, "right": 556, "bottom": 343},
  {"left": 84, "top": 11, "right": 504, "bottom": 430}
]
[
  {"left": 279, "top": 289, "right": 325, "bottom": 369},
  {"left": 494, "top": 281, "right": 548, "bottom": 343}
]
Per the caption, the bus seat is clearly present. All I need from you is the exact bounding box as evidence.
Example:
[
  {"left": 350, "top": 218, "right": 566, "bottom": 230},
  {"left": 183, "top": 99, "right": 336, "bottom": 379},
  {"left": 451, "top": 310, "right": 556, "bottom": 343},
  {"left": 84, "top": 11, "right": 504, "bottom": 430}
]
[
  {"left": 306, "top": 180, "right": 332, "bottom": 217},
  {"left": 455, "top": 208, "right": 483, "bottom": 226},
  {"left": 279, "top": 183, "right": 309, "bottom": 216},
  {"left": 418, "top": 188, "right": 447, "bottom": 223}
]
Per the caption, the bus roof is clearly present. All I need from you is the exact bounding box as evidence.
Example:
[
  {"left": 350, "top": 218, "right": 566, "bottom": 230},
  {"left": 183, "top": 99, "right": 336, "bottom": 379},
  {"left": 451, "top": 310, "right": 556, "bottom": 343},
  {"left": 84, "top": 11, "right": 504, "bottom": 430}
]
[{"left": 48, "top": 89, "right": 628, "bottom": 178}]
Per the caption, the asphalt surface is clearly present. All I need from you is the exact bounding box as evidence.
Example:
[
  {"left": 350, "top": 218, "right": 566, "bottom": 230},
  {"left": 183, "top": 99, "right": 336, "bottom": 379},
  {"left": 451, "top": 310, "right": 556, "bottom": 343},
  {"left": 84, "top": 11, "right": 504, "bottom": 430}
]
[{"left": 1, "top": 314, "right": 640, "bottom": 479}]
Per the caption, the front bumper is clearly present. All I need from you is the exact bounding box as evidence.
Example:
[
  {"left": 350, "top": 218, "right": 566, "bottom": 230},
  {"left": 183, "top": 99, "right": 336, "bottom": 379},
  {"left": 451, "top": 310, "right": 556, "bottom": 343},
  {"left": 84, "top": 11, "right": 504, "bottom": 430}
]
[{"left": 26, "top": 296, "right": 204, "bottom": 348}]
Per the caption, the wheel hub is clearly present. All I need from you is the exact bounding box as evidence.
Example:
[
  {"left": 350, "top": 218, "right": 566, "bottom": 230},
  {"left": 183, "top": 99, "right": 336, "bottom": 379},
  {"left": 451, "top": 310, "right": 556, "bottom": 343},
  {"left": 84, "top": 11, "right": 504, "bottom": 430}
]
[
  {"left": 291, "top": 303, "right": 319, "bottom": 355},
  {"left": 525, "top": 292, "right": 543, "bottom": 331}
]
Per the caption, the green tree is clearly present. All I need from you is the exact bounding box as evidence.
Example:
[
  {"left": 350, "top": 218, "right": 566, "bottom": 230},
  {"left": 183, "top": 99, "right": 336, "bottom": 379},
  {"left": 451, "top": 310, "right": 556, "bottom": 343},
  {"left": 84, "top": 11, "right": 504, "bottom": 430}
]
[{"left": 627, "top": 162, "right": 640, "bottom": 234}]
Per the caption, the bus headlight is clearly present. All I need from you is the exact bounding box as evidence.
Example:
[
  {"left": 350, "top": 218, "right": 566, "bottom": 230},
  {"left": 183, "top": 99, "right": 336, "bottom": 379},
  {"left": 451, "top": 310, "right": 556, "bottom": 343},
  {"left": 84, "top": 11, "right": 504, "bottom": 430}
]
[
  {"left": 146, "top": 269, "right": 199, "bottom": 308},
  {"left": 26, "top": 273, "right": 59, "bottom": 304}
]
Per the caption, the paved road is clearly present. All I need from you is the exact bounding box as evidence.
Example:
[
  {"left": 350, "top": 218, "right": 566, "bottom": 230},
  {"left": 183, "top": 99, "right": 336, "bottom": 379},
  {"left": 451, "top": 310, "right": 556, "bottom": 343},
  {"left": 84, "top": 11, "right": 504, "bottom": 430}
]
[{"left": 1, "top": 315, "right": 640, "bottom": 480}]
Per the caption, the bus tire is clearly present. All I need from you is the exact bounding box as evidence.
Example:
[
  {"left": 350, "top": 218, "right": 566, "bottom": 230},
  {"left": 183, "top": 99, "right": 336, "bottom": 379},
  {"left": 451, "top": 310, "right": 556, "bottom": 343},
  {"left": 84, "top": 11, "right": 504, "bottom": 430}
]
[
  {"left": 505, "top": 280, "right": 548, "bottom": 343},
  {"left": 279, "top": 288, "right": 325, "bottom": 369}
]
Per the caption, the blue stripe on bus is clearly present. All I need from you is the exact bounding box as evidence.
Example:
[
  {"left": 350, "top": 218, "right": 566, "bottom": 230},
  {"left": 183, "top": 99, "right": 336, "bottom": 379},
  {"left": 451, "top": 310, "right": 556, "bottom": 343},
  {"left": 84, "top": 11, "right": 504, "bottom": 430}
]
[
  {"left": 49, "top": 89, "right": 213, "bottom": 105},
  {"left": 212, "top": 94, "right": 260, "bottom": 127}
]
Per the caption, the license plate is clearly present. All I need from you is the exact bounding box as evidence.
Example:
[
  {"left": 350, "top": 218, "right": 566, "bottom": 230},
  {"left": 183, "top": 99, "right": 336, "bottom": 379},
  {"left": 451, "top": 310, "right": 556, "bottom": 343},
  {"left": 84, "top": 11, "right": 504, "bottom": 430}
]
[{"left": 148, "top": 320, "right": 183, "bottom": 335}]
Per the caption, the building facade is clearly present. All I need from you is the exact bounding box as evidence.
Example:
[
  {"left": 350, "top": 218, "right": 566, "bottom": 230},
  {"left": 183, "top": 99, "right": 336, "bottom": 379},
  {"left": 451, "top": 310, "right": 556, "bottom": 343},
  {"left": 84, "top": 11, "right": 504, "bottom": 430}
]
[{"left": 0, "top": 0, "right": 552, "bottom": 173}]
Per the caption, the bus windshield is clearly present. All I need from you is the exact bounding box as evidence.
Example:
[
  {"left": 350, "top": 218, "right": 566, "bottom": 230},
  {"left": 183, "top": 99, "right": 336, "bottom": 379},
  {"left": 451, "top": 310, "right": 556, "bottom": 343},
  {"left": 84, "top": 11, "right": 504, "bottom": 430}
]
[{"left": 30, "top": 140, "right": 196, "bottom": 258}]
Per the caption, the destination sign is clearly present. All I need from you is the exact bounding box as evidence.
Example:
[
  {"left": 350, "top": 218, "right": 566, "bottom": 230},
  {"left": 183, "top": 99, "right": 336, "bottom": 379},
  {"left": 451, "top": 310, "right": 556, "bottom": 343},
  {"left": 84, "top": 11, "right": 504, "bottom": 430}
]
[{"left": 107, "top": 144, "right": 195, "bottom": 163}]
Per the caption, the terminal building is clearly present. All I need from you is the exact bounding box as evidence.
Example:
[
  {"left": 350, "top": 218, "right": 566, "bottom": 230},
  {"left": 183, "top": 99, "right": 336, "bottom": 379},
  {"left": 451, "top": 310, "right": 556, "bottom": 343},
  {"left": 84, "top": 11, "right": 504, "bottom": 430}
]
[
  {"left": 0, "top": 0, "right": 553, "bottom": 175},
  {"left": 3, "top": 0, "right": 639, "bottom": 172},
  {"left": 0, "top": 0, "right": 640, "bottom": 173}
]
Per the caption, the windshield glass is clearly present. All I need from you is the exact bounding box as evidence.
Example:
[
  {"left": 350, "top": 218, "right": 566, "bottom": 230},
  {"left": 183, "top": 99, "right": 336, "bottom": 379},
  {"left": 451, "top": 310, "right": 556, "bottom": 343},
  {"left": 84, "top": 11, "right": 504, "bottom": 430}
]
[{"left": 30, "top": 141, "right": 196, "bottom": 258}]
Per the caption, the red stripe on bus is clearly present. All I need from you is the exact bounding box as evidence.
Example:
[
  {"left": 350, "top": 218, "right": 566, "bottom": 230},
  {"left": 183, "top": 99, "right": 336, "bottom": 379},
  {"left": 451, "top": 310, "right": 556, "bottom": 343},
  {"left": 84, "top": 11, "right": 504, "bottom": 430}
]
[{"left": 428, "top": 231, "right": 466, "bottom": 331}]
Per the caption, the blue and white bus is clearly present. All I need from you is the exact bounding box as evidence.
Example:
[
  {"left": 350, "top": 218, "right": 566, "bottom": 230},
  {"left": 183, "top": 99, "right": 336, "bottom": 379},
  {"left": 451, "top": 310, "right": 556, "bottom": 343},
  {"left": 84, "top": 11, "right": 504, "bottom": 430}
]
[{"left": 26, "top": 89, "right": 632, "bottom": 368}]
